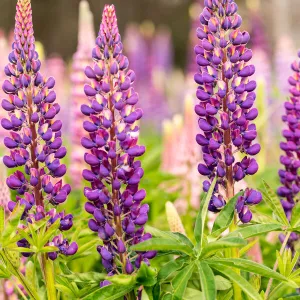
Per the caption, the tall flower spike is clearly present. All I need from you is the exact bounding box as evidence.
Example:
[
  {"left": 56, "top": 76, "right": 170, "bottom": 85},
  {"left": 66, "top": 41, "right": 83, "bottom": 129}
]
[
  {"left": 278, "top": 51, "right": 300, "bottom": 249},
  {"left": 70, "top": 0, "right": 96, "bottom": 189},
  {"left": 82, "top": 5, "right": 155, "bottom": 275},
  {"left": 194, "top": 0, "right": 262, "bottom": 223},
  {"left": 1, "top": 0, "right": 77, "bottom": 259}
]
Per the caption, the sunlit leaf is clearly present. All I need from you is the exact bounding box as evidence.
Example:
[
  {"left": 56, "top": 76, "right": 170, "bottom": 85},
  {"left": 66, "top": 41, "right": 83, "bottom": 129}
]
[
  {"left": 131, "top": 238, "right": 194, "bottom": 256},
  {"left": 171, "top": 263, "right": 195, "bottom": 300},
  {"left": 210, "top": 264, "right": 262, "bottom": 300},
  {"left": 200, "top": 237, "right": 246, "bottom": 258},
  {"left": 211, "top": 192, "right": 241, "bottom": 237},
  {"left": 196, "top": 261, "right": 216, "bottom": 299}
]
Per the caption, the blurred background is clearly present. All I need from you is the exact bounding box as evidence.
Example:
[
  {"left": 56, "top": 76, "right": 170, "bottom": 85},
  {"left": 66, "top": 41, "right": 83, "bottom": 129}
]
[{"left": 0, "top": 0, "right": 298, "bottom": 290}]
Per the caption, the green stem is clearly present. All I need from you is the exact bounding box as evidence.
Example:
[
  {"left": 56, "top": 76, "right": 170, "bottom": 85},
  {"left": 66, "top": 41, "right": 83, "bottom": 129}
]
[
  {"left": 0, "top": 250, "right": 40, "bottom": 300},
  {"left": 41, "top": 254, "right": 57, "bottom": 300},
  {"left": 229, "top": 215, "right": 241, "bottom": 299},
  {"left": 265, "top": 232, "right": 291, "bottom": 299}
]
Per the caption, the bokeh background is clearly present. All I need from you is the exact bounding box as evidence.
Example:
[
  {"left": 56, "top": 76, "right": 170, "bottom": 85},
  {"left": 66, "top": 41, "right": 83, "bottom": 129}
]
[{"left": 0, "top": 0, "right": 299, "bottom": 292}]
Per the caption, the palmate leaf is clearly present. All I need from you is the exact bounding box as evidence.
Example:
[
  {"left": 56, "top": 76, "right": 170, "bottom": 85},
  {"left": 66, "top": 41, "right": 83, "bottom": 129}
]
[
  {"left": 262, "top": 180, "right": 289, "bottom": 226},
  {"left": 171, "top": 263, "right": 195, "bottom": 300},
  {"left": 194, "top": 177, "right": 217, "bottom": 250},
  {"left": 207, "top": 258, "right": 288, "bottom": 282},
  {"left": 210, "top": 264, "right": 263, "bottom": 300},
  {"left": 226, "top": 223, "right": 283, "bottom": 239},
  {"left": 131, "top": 238, "right": 194, "bottom": 256},
  {"left": 196, "top": 261, "right": 216, "bottom": 300},
  {"left": 211, "top": 192, "right": 242, "bottom": 237},
  {"left": 200, "top": 237, "right": 246, "bottom": 258}
]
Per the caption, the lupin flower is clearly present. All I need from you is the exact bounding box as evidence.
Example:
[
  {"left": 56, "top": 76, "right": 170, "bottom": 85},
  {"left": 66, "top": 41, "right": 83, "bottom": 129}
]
[
  {"left": 70, "top": 0, "right": 95, "bottom": 189},
  {"left": 1, "top": 0, "right": 77, "bottom": 259},
  {"left": 194, "top": 0, "right": 262, "bottom": 223},
  {"left": 277, "top": 51, "right": 300, "bottom": 249},
  {"left": 82, "top": 5, "right": 155, "bottom": 275}
]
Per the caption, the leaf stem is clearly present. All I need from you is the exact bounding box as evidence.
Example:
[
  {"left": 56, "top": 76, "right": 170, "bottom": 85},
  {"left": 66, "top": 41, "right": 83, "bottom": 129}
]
[
  {"left": 265, "top": 232, "right": 291, "bottom": 299},
  {"left": 40, "top": 253, "right": 57, "bottom": 300}
]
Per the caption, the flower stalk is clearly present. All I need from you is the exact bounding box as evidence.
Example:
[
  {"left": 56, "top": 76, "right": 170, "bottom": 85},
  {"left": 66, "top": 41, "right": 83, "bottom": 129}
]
[
  {"left": 1, "top": 0, "right": 77, "bottom": 294},
  {"left": 82, "top": 5, "right": 155, "bottom": 280}
]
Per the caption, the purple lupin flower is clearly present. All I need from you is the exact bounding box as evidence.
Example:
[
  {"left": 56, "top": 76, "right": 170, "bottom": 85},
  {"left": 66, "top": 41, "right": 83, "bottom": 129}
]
[
  {"left": 70, "top": 0, "right": 95, "bottom": 189},
  {"left": 194, "top": 0, "right": 262, "bottom": 223},
  {"left": 82, "top": 5, "right": 155, "bottom": 274},
  {"left": 1, "top": 0, "right": 77, "bottom": 259},
  {"left": 278, "top": 51, "right": 300, "bottom": 248}
]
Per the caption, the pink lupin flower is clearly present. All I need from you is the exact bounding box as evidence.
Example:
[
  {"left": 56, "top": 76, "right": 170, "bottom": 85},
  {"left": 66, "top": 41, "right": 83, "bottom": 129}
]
[
  {"left": 0, "top": 30, "right": 10, "bottom": 146},
  {"left": 0, "top": 158, "right": 11, "bottom": 211},
  {"left": 70, "top": 0, "right": 95, "bottom": 189}
]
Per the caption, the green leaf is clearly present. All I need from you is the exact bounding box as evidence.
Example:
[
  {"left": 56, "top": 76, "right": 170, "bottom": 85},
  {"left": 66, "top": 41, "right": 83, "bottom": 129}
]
[
  {"left": 214, "top": 275, "right": 231, "bottom": 291},
  {"left": 211, "top": 192, "right": 241, "bottom": 237},
  {"left": 39, "top": 246, "right": 58, "bottom": 253},
  {"left": 207, "top": 258, "right": 288, "bottom": 281},
  {"left": 108, "top": 274, "right": 135, "bottom": 286},
  {"left": 83, "top": 284, "right": 135, "bottom": 300},
  {"left": 194, "top": 177, "right": 217, "bottom": 249},
  {"left": 183, "top": 287, "right": 202, "bottom": 299},
  {"left": 157, "top": 258, "right": 186, "bottom": 282},
  {"left": 262, "top": 180, "right": 289, "bottom": 226},
  {"left": 290, "top": 202, "right": 300, "bottom": 228},
  {"left": 196, "top": 261, "right": 216, "bottom": 300},
  {"left": 131, "top": 238, "right": 194, "bottom": 256},
  {"left": 226, "top": 223, "right": 282, "bottom": 239},
  {"left": 2, "top": 204, "right": 25, "bottom": 244},
  {"left": 136, "top": 262, "right": 157, "bottom": 287},
  {"left": 171, "top": 263, "right": 195, "bottom": 300},
  {"left": 63, "top": 272, "right": 106, "bottom": 283},
  {"left": 145, "top": 226, "right": 186, "bottom": 243},
  {"left": 210, "top": 264, "right": 262, "bottom": 300},
  {"left": 38, "top": 219, "right": 60, "bottom": 249},
  {"left": 200, "top": 237, "right": 246, "bottom": 258}
]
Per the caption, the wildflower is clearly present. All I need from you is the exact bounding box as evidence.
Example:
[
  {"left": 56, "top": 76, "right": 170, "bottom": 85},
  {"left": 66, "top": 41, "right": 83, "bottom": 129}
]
[
  {"left": 82, "top": 5, "right": 155, "bottom": 274},
  {"left": 194, "top": 0, "right": 262, "bottom": 222},
  {"left": 1, "top": 0, "right": 77, "bottom": 259}
]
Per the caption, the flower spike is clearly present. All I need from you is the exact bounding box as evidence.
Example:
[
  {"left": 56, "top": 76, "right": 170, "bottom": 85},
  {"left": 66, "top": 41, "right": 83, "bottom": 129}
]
[
  {"left": 82, "top": 5, "right": 155, "bottom": 275},
  {"left": 1, "top": 0, "right": 77, "bottom": 259},
  {"left": 194, "top": 0, "right": 262, "bottom": 223}
]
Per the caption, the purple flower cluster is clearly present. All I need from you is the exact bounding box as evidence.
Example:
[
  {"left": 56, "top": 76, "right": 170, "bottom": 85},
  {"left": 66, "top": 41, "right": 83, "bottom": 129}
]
[
  {"left": 1, "top": 0, "right": 77, "bottom": 259},
  {"left": 278, "top": 51, "right": 300, "bottom": 246},
  {"left": 194, "top": 0, "right": 262, "bottom": 223},
  {"left": 81, "top": 5, "right": 155, "bottom": 275}
]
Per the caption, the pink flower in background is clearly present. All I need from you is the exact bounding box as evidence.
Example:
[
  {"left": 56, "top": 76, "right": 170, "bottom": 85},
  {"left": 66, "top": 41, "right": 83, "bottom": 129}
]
[
  {"left": 0, "top": 30, "right": 9, "bottom": 146},
  {"left": 162, "top": 93, "right": 202, "bottom": 211},
  {"left": 70, "top": 0, "right": 95, "bottom": 189},
  {"left": 275, "top": 36, "right": 296, "bottom": 96},
  {"left": 124, "top": 22, "right": 171, "bottom": 125},
  {"left": 45, "top": 56, "right": 69, "bottom": 132},
  {"left": 0, "top": 158, "right": 10, "bottom": 211}
]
